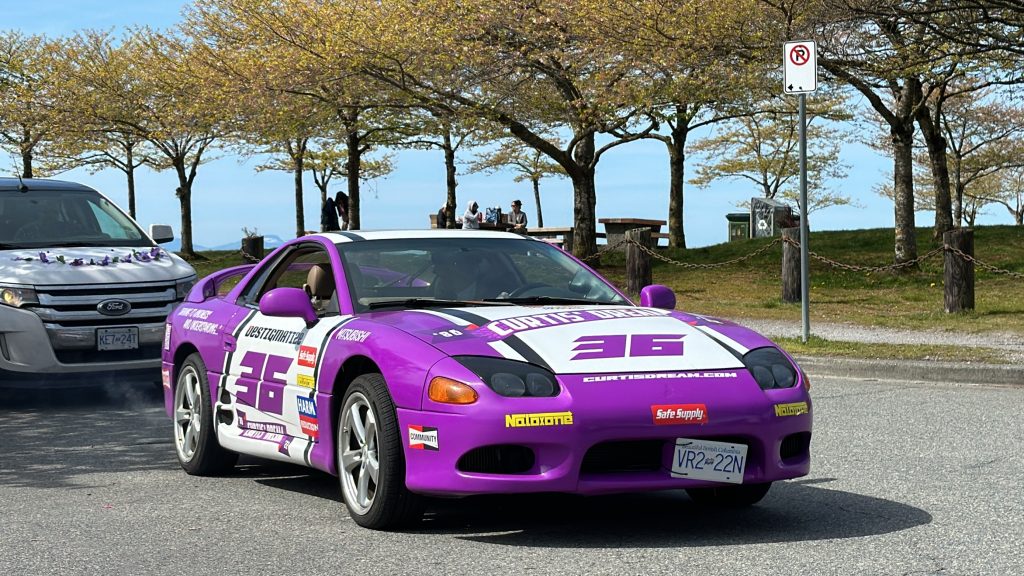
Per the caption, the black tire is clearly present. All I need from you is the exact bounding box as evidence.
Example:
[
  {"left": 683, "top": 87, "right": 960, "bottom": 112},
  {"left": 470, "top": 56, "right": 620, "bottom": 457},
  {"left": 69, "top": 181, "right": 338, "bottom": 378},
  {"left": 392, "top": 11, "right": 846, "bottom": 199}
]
[
  {"left": 173, "top": 353, "right": 237, "bottom": 475},
  {"left": 337, "top": 373, "right": 424, "bottom": 530},
  {"left": 686, "top": 482, "right": 772, "bottom": 507}
]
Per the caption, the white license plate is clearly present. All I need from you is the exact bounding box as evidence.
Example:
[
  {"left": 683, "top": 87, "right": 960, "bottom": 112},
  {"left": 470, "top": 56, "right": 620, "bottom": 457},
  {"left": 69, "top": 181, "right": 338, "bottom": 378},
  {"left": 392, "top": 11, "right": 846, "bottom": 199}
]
[
  {"left": 671, "top": 438, "right": 748, "bottom": 484},
  {"left": 97, "top": 327, "right": 139, "bottom": 351}
]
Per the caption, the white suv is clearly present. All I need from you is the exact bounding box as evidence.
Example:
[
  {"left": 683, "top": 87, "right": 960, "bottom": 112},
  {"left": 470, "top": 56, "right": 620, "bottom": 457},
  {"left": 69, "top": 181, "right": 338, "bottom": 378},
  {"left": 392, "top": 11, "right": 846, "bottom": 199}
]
[{"left": 0, "top": 178, "right": 197, "bottom": 386}]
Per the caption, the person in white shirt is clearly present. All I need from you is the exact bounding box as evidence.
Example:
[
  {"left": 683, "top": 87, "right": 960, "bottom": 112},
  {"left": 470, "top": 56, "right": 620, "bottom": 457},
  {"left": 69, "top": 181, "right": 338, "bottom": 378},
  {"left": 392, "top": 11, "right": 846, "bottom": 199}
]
[{"left": 462, "top": 200, "right": 482, "bottom": 229}]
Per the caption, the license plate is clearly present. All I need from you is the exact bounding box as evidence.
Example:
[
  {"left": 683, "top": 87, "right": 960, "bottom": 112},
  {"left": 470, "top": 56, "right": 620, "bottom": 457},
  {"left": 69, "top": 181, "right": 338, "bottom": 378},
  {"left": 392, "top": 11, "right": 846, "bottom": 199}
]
[
  {"left": 671, "top": 438, "right": 748, "bottom": 484},
  {"left": 97, "top": 327, "right": 139, "bottom": 351}
]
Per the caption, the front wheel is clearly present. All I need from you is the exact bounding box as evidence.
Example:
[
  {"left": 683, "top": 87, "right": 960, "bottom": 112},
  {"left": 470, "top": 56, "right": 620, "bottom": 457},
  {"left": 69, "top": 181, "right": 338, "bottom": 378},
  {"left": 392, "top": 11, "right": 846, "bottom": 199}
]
[
  {"left": 338, "top": 373, "right": 424, "bottom": 530},
  {"left": 685, "top": 482, "right": 772, "bottom": 507},
  {"left": 173, "top": 353, "right": 237, "bottom": 475}
]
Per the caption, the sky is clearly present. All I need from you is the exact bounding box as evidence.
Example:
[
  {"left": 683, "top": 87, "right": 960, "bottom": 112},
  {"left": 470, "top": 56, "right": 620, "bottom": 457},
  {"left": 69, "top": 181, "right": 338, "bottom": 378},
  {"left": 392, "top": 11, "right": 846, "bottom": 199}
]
[{"left": 5, "top": 1, "right": 1016, "bottom": 250}]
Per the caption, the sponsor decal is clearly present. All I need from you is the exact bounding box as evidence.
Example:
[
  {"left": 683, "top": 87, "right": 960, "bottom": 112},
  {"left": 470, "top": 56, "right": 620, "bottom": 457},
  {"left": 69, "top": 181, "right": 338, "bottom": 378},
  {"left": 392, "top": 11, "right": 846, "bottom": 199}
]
[
  {"left": 278, "top": 435, "right": 293, "bottom": 455},
  {"left": 163, "top": 323, "right": 172, "bottom": 350},
  {"left": 408, "top": 425, "right": 439, "bottom": 451},
  {"left": 583, "top": 371, "right": 739, "bottom": 383},
  {"left": 161, "top": 368, "right": 171, "bottom": 390},
  {"left": 243, "top": 325, "right": 304, "bottom": 345},
  {"left": 182, "top": 318, "right": 220, "bottom": 335},
  {"left": 504, "top": 411, "right": 574, "bottom": 428},
  {"left": 296, "top": 374, "right": 315, "bottom": 389},
  {"left": 651, "top": 404, "right": 708, "bottom": 425},
  {"left": 774, "top": 402, "right": 809, "bottom": 417},
  {"left": 485, "top": 308, "right": 668, "bottom": 338},
  {"left": 571, "top": 334, "right": 685, "bottom": 361},
  {"left": 334, "top": 328, "right": 371, "bottom": 343},
  {"left": 297, "top": 397, "right": 319, "bottom": 440},
  {"left": 177, "top": 307, "right": 213, "bottom": 319},
  {"left": 238, "top": 411, "right": 288, "bottom": 435},
  {"left": 241, "top": 429, "right": 285, "bottom": 443},
  {"left": 297, "top": 345, "right": 317, "bottom": 368}
]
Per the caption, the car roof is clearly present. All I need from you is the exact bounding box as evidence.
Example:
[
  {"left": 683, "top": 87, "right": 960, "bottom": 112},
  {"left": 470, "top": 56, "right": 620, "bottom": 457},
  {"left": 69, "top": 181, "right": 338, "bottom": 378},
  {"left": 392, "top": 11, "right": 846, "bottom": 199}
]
[
  {"left": 314, "top": 230, "right": 537, "bottom": 242},
  {"left": 0, "top": 177, "right": 97, "bottom": 193}
]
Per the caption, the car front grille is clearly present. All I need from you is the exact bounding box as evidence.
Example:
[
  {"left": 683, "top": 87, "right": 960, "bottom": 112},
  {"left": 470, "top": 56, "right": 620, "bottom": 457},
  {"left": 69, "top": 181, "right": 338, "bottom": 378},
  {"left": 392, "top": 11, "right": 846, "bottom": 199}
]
[{"left": 29, "top": 281, "right": 179, "bottom": 328}]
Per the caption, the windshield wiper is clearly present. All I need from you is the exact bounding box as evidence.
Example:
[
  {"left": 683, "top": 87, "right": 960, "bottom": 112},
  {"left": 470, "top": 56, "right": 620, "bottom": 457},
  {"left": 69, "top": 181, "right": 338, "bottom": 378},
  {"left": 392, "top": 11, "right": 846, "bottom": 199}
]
[
  {"left": 367, "top": 298, "right": 513, "bottom": 310},
  {"left": 483, "top": 296, "right": 615, "bottom": 305}
]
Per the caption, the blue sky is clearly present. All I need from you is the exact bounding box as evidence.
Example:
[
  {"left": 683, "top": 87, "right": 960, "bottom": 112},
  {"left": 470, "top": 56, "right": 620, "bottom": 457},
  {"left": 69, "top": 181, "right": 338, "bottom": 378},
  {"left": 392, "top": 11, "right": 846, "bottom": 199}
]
[{"left": 6, "top": 2, "right": 1012, "bottom": 250}]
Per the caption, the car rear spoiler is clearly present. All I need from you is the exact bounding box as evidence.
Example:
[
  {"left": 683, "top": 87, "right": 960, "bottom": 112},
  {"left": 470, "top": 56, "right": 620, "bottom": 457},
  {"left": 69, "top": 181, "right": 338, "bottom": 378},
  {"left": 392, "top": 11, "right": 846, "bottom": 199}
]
[{"left": 186, "top": 264, "right": 256, "bottom": 303}]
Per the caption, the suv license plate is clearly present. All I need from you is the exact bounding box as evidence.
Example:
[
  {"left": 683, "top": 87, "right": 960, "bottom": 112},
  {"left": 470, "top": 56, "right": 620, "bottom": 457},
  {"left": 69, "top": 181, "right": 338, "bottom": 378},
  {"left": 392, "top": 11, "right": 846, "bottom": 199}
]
[
  {"left": 97, "top": 327, "right": 139, "bottom": 351},
  {"left": 671, "top": 438, "right": 748, "bottom": 484}
]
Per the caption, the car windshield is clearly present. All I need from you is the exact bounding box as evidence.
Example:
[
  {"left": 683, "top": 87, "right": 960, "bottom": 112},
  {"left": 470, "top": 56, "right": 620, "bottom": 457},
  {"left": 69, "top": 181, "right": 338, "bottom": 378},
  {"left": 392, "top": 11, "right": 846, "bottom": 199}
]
[
  {"left": 0, "top": 188, "right": 152, "bottom": 249},
  {"left": 337, "top": 237, "right": 628, "bottom": 312}
]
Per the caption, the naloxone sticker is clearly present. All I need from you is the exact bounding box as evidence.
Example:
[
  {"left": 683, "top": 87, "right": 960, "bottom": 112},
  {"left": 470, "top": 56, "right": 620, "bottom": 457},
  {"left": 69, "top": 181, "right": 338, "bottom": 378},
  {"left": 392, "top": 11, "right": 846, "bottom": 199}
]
[
  {"left": 571, "top": 334, "right": 685, "bottom": 360},
  {"left": 504, "top": 411, "right": 574, "bottom": 428},
  {"left": 408, "top": 426, "right": 439, "bottom": 450},
  {"left": 485, "top": 308, "right": 669, "bottom": 338},
  {"left": 651, "top": 404, "right": 708, "bottom": 425},
  {"left": 774, "top": 402, "right": 809, "bottom": 417},
  {"left": 297, "top": 345, "right": 317, "bottom": 368}
]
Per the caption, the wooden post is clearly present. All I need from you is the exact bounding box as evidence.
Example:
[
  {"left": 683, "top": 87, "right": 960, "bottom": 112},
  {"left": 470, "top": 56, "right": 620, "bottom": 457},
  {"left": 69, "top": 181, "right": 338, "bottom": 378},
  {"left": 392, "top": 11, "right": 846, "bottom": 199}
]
[
  {"left": 782, "top": 227, "right": 801, "bottom": 303},
  {"left": 562, "top": 229, "right": 574, "bottom": 253},
  {"left": 944, "top": 228, "right": 974, "bottom": 312},
  {"left": 625, "top": 228, "right": 652, "bottom": 295},
  {"left": 241, "top": 235, "right": 264, "bottom": 263}
]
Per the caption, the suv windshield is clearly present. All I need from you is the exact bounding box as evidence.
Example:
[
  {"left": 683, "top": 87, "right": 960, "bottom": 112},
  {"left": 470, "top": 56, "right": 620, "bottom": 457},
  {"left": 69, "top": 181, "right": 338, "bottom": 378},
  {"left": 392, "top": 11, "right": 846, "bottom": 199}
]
[
  {"left": 0, "top": 188, "right": 152, "bottom": 249},
  {"left": 338, "top": 237, "right": 628, "bottom": 312}
]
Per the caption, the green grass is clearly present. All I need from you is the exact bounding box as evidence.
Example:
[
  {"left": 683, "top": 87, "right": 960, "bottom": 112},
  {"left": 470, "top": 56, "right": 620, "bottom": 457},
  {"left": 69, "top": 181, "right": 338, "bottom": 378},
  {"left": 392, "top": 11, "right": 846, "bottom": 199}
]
[
  {"left": 774, "top": 336, "right": 1010, "bottom": 364},
  {"left": 598, "top": 225, "right": 1024, "bottom": 336}
]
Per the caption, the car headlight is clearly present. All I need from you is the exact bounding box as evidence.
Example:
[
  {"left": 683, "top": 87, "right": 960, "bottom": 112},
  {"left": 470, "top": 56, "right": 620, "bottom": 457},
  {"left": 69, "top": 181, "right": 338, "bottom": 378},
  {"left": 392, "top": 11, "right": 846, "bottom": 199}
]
[
  {"left": 175, "top": 276, "right": 197, "bottom": 299},
  {"left": 742, "top": 347, "right": 798, "bottom": 390},
  {"left": 453, "top": 356, "right": 560, "bottom": 397},
  {"left": 0, "top": 285, "right": 38, "bottom": 308}
]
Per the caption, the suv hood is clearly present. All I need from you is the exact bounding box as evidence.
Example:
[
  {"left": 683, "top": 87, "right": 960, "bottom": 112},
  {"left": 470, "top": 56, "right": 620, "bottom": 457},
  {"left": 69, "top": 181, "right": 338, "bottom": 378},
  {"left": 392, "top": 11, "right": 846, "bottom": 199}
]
[
  {"left": 1, "top": 247, "right": 195, "bottom": 286},
  {"left": 370, "top": 305, "right": 776, "bottom": 374}
]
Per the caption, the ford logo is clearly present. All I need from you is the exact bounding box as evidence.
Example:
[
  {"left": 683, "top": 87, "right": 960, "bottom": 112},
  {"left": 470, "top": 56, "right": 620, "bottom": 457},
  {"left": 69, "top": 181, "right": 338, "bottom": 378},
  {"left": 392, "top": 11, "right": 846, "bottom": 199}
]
[{"left": 97, "top": 299, "right": 132, "bottom": 316}]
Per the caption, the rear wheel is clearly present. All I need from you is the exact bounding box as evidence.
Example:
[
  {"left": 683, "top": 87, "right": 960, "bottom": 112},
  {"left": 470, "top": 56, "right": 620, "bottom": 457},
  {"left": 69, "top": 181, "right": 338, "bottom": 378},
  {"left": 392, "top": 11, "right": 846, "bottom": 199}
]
[
  {"left": 173, "top": 353, "right": 237, "bottom": 475},
  {"left": 686, "top": 482, "right": 772, "bottom": 507},
  {"left": 338, "top": 373, "right": 424, "bottom": 529}
]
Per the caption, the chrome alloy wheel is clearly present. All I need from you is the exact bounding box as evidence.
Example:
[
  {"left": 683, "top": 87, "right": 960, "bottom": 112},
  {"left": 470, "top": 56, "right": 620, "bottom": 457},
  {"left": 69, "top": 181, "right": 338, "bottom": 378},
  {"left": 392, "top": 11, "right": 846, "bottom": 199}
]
[
  {"left": 174, "top": 364, "right": 203, "bottom": 462},
  {"left": 339, "top": 391, "right": 380, "bottom": 515}
]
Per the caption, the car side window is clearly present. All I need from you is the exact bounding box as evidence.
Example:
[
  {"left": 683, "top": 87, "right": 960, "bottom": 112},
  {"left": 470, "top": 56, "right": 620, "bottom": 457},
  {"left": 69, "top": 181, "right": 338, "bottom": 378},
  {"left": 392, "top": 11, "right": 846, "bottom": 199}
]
[{"left": 238, "top": 244, "right": 337, "bottom": 316}]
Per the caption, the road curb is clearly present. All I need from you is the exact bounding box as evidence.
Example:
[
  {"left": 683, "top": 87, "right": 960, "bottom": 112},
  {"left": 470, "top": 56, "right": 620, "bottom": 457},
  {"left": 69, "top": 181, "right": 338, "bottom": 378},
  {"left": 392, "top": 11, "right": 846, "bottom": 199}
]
[{"left": 794, "top": 356, "right": 1024, "bottom": 386}]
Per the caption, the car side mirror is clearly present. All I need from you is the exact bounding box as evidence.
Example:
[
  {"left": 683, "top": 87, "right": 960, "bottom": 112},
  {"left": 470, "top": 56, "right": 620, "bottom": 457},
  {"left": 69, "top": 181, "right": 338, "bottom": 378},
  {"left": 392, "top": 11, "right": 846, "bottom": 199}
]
[
  {"left": 259, "top": 287, "right": 318, "bottom": 327},
  {"left": 640, "top": 284, "right": 676, "bottom": 310},
  {"left": 149, "top": 224, "right": 174, "bottom": 244}
]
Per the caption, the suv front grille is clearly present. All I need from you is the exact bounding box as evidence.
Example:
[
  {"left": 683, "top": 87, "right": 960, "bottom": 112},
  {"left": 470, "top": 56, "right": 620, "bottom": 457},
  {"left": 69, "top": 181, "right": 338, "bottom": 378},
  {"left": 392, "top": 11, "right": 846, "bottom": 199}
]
[{"left": 30, "top": 281, "right": 180, "bottom": 328}]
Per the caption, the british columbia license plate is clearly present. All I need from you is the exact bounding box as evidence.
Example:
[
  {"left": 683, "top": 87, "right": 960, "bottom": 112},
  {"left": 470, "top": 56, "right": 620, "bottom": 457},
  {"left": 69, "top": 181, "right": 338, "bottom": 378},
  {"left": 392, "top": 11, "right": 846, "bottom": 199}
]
[
  {"left": 671, "top": 438, "right": 748, "bottom": 484},
  {"left": 97, "top": 327, "right": 139, "bottom": 351}
]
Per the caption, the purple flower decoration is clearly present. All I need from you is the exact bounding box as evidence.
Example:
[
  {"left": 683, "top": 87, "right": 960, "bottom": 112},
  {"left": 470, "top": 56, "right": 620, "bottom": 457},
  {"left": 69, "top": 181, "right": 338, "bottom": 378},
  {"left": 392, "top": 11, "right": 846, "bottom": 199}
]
[
  {"left": 123, "top": 254, "right": 132, "bottom": 264},
  {"left": 39, "top": 252, "right": 50, "bottom": 264},
  {"left": 70, "top": 258, "right": 84, "bottom": 267},
  {"left": 150, "top": 247, "right": 162, "bottom": 260},
  {"left": 100, "top": 255, "right": 111, "bottom": 266}
]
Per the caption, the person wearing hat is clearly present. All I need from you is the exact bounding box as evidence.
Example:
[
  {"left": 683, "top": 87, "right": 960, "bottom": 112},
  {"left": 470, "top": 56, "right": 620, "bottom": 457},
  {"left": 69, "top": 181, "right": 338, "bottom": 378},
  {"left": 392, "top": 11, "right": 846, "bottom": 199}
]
[{"left": 509, "top": 199, "right": 528, "bottom": 234}]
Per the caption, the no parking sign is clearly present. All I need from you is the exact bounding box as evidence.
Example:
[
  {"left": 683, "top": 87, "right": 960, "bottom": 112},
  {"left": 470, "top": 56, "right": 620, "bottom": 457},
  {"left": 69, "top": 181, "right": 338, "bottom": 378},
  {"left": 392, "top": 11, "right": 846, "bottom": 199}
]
[{"left": 784, "top": 40, "right": 817, "bottom": 94}]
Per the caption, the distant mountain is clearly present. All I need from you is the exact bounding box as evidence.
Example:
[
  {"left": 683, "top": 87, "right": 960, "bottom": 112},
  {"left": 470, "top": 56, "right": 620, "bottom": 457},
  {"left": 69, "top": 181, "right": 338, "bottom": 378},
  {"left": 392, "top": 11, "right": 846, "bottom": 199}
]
[{"left": 164, "top": 234, "right": 285, "bottom": 254}]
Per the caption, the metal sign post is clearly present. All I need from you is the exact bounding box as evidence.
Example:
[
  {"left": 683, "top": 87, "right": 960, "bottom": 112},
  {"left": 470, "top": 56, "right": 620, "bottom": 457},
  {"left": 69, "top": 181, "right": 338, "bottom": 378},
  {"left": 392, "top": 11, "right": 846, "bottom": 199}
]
[{"left": 784, "top": 40, "right": 817, "bottom": 343}]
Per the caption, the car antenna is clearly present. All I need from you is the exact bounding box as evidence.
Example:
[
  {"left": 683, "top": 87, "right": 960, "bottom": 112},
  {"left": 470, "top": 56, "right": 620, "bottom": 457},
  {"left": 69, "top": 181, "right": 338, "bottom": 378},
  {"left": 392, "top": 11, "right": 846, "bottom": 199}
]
[{"left": 15, "top": 172, "right": 28, "bottom": 192}]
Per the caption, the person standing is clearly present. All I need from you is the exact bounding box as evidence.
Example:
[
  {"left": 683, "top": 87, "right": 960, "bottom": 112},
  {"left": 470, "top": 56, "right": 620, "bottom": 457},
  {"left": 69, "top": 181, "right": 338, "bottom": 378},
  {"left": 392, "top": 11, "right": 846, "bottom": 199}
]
[
  {"left": 508, "top": 199, "right": 528, "bottom": 234},
  {"left": 335, "top": 192, "right": 350, "bottom": 230},
  {"left": 462, "top": 200, "right": 482, "bottom": 229},
  {"left": 321, "top": 195, "right": 340, "bottom": 232},
  {"left": 437, "top": 203, "right": 454, "bottom": 229}
]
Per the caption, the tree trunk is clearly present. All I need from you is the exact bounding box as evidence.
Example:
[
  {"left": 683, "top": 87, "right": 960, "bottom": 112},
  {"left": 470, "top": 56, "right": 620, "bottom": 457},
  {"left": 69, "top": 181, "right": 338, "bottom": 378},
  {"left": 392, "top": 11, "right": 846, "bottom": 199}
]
[
  {"left": 532, "top": 177, "right": 544, "bottom": 228},
  {"left": 173, "top": 161, "right": 195, "bottom": 257},
  {"left": 891, "top": 122, "right": 918, "bottom": 266},
  {"left": 916, "top": 102, "right": 953, "bottom": 238},
  {"left": 21, "top": 148, "right": 32, "bottom": 179},
  {"left": 293, "top": 154, "right": 305, "bottom": 238},
  {"left": 667, "top": 117, "right": 688, "bottom": 249},
  {"left": 570, "top": 134, "right": 598, "bottom": 258},
  {"left": 443, "top": 130, "right": 457, "bottom": 211},
  {"left": 952, "top": 157, "right": 964, "bottom": 227},
  {"left": 346, "top": 128, "right": 361, "bottom": 230},
  {"left": 126, "top": 147, "right": 137, "bottom": 219}
]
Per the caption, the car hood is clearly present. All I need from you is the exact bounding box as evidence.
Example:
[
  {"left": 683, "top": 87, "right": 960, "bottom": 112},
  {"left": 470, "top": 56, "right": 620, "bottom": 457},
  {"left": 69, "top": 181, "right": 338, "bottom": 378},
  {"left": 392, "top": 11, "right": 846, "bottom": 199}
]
[
  {"left": 368, "top": 305, "right": 777, "bottom": 375},
  {"left": 0, "top": 247, "right": 195, "bottom": 286}
]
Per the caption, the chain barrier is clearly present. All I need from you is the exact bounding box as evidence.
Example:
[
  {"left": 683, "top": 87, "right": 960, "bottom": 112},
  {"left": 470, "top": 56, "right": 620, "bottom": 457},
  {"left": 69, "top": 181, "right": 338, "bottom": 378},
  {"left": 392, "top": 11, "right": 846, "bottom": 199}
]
[
  {"left": 587, "top": 236, "right": 1023, "bottom": 279},
  {"left": 579, "top": 238, "right": 630, "bottom": 262},
  {"left": 181, "top": 249, "right": 261, "bottom": 266}
]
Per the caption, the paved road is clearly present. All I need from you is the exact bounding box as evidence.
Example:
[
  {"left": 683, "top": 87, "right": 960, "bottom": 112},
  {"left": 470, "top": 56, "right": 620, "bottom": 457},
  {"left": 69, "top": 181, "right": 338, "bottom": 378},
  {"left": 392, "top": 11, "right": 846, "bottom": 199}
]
[{"left": 1, "top": 375, "right": 1021, "bottom": 576}]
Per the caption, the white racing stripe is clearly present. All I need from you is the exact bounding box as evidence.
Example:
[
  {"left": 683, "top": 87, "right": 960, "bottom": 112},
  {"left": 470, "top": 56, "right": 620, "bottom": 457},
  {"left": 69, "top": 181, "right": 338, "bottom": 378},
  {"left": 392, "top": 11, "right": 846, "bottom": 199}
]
[
  {"left": 692, "top": 325, "right": 751, "bottom": 356},
  {"left": 488, "top": 340, "right": 528, "bottom": 362}
]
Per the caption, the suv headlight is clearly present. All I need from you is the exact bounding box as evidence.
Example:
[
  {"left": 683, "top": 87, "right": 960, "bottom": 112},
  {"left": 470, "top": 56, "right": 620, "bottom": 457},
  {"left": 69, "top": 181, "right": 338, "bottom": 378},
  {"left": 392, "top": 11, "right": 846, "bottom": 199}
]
[
  {"left": 175, "top": 276, "right": 197, "bottom": 299},
  {"left": 0, "top": 285, "right": 38, "bottom": 308},
  {"left": 453, "top": 356, "right": 560, "bottom": 397},
  {"left": 743, "top": 347, "right": 798, "bottom": 390}
]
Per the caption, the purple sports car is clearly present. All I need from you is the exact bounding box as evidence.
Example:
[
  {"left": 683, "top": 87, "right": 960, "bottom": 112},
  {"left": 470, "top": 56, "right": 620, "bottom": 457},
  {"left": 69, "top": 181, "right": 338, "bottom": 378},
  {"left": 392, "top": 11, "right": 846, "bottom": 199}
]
[{"left": 163, "top": 230, "right": 811, "bottom": 529}]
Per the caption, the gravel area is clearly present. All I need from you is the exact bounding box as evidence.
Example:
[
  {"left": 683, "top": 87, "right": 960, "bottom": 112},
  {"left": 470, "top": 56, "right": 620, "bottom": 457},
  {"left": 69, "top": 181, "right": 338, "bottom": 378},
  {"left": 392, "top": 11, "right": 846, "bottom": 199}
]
[{"left": 738, "top": 318, "right": 1024, "bottom": 364}]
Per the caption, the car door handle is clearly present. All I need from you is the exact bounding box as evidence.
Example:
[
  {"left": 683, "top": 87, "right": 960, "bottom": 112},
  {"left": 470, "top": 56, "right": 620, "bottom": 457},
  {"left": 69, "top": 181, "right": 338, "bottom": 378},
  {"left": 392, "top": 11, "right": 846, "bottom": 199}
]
[{"left": 223, "top": 335, "right": 237, "bottom": 352}]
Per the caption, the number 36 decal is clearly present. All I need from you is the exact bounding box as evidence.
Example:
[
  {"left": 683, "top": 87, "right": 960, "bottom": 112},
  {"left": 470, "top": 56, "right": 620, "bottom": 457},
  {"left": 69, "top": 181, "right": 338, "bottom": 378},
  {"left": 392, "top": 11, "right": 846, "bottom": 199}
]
[{"left": 571, "top": 334, "right": 684, "bottom": 360}]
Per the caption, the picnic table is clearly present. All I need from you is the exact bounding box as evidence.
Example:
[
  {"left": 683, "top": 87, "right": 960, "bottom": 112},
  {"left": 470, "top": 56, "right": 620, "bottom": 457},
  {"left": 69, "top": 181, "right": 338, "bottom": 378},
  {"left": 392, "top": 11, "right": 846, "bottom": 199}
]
[{"left": 598, "top": 218, "right": 667, "bottom": 250}]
